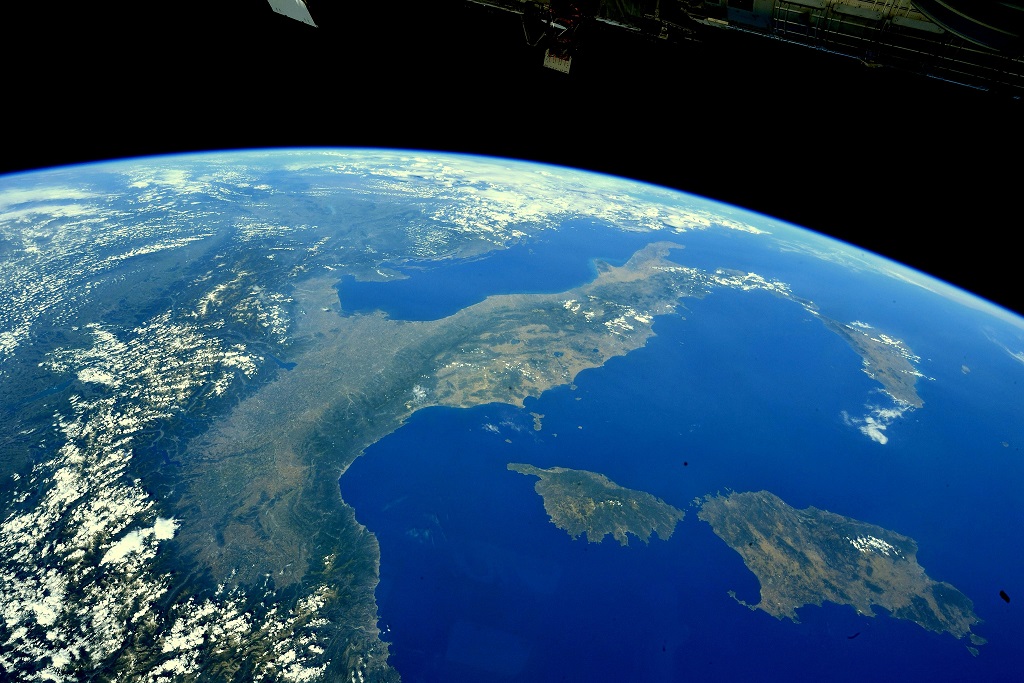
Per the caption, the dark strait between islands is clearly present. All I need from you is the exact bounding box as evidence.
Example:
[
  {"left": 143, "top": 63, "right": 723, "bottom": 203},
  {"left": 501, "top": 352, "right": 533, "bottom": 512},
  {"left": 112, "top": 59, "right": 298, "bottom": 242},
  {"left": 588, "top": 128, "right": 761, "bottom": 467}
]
[{"left": 2, "top": 1, "right": 1020, "bottom": 317}]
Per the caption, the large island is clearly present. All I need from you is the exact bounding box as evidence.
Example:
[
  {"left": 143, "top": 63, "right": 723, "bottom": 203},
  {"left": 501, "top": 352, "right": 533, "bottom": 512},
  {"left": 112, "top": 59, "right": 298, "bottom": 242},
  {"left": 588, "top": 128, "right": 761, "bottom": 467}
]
[{"left": 697, "top": 490, "right": 985, "bottom": 654}]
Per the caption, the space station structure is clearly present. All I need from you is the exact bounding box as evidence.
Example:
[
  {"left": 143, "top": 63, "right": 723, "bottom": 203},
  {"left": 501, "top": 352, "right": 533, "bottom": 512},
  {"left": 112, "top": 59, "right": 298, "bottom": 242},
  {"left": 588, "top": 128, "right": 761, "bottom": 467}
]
[
  {"left": 266, "top": 0, "right": 317, "bottom": 27},
  {"left": 476, "top": 0, "right": 1024, "bottom": 92},
  {"left": 266, "top": 0, "right": 1024, "bottom": 93},
  {"left": 516, "top": 0, "right": 1024, "bottom": 91}
]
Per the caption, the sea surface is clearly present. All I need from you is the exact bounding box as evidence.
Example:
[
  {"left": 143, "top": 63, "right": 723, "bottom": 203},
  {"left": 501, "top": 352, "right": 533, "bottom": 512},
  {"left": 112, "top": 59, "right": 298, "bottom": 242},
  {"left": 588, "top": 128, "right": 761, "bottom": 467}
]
[{"left": 338, "top": 223, "right": 1020, "bottom": 681}]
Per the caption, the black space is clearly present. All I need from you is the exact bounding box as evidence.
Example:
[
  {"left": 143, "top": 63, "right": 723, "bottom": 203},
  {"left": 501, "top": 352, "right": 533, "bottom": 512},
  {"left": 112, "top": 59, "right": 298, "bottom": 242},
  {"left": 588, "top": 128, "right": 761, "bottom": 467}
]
[{"left": 3, "top": 2, "right": 1021, "bottom": 317}]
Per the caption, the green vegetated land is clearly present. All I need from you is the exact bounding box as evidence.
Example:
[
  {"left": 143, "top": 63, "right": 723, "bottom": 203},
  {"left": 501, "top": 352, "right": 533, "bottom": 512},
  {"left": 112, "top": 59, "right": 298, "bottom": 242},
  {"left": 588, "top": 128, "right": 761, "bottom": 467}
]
[{"left": 508, "top": 463, "right": 686, "bottom": 545}]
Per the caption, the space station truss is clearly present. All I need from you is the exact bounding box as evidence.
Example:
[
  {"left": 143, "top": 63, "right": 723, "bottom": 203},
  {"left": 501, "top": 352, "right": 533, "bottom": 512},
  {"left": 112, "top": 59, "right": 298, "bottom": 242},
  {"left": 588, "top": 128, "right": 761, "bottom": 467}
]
[{"left": 469, "top": 0, "right": 1024, "bottom": 93}]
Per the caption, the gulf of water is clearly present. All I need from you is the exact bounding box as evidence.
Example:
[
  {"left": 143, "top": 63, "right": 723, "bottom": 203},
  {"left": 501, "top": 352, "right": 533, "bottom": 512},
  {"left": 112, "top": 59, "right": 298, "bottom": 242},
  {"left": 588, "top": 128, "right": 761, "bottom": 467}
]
[
  {"left": 337, "top": 224, "right": 1019, "bottom": 681},
  {"left": 335, "top": 220, "right": 658, "bottom": 321}
]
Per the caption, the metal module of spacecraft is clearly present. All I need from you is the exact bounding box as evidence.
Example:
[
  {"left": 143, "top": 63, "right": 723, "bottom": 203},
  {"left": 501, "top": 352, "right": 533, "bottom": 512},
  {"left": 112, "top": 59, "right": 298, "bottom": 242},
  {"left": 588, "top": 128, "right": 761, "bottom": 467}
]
[{"left": 267, "top": 1, "right": 1024, "bottom": 93}]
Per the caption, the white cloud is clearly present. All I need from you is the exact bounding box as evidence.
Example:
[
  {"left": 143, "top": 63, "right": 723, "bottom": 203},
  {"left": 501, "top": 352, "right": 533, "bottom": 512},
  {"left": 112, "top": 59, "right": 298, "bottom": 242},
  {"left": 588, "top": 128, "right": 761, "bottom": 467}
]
[
  {"left": 0, "top": 186, "right": 97, "bottom": 209},
  {"left": 842, "top": 403, "right": 912, "bottom": 445},
  {"left": 100, "top": 517, "right": 178, "bottom": 565},
  {"left": 986, "top": 330, "right": 1024, "bottom": 366},
  {"left": 858, "top": 416, "right": 889, "bottom": 445},
  {"left": 279, "top": 150, "right": 767, "bottom": 252}
]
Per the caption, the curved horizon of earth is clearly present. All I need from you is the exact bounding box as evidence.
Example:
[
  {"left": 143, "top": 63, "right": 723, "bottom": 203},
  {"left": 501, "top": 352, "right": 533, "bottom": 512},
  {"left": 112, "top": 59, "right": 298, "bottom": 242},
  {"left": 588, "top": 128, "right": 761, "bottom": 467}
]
[{"left": 0, "top": 149, "right": 1020, "bottom": 682}]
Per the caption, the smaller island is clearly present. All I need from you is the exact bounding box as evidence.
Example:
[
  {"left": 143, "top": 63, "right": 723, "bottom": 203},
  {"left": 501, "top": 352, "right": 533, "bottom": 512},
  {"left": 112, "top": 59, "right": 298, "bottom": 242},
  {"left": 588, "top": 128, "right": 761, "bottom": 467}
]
[{"left": 508, "top": 463, "right": 685, "bottom": 546}]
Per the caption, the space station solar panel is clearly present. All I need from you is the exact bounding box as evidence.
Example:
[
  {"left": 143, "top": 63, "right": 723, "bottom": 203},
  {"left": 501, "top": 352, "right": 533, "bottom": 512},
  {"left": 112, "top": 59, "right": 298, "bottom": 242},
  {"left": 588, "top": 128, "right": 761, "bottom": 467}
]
[{"left": 266, "top": 0, "right": 317, "bottom": 27}]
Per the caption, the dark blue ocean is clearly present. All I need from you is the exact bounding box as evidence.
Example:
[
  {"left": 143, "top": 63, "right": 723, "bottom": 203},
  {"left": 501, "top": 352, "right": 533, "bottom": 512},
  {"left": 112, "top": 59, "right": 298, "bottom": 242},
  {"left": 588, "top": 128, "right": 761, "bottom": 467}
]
[{"left": 338, "top": 223, "right": 1021, "bottom": 681}]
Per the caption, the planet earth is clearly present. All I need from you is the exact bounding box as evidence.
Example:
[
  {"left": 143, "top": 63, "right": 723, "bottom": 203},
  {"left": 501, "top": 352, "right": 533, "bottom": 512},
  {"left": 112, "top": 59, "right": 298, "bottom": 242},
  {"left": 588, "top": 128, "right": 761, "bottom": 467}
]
[{"left": 0, "top": 149, "right": 1019, "bottom": 681}]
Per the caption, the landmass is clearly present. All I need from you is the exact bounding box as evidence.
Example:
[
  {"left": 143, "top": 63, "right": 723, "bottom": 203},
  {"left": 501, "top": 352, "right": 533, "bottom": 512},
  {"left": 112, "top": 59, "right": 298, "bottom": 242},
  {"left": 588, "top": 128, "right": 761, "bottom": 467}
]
[
  {"left": 818, "top": 319, "right": 924, "bottom": 408},
  {"left": 174, "top": 241, "right": 934, "bottom": 677},
  {"left": 2, "top": 220, "right": 941, "bottom": 680},
  {"left": 508, "top": 463, "right": 685, "bottom": 545},
  {"left": 174, "top": 242, "right": 708, "bottom": 677},
  {"left": 697, "top": 490, "right": 984, "bottom": 650},
  {"left": 0, "top": 155, "right": 957, "bottom": 681},
  {"left": 710, "top": 268, "right": 924, "bottom": 444},
  {"left": 711, "top": 268, "right": 925, "bottom": 409},
  {"left": 182, "top": 241, "right": 702, "bottom": 575},
  {"left": 427, "top": 241, "right": 704, "bottom": 408}
]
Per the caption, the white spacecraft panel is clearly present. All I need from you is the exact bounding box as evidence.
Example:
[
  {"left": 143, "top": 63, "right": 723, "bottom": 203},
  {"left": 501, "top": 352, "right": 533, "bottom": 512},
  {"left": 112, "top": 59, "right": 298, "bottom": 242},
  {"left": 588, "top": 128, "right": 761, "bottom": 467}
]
[
  {"left": 542, "top": 49, "right": 572, "bottom": 74},
  {"left": 267, "top": 0, "right": 317, "bottom": 27}
]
